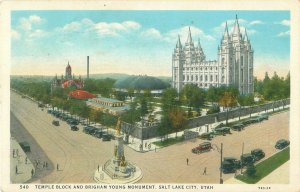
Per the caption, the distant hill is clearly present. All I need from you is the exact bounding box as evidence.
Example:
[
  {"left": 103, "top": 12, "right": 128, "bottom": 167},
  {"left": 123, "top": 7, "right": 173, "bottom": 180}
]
[
  {"left": 114, "top": 75, "right": 170, "bottom": 90},
  {"left": 86, "top": 73, "right": 131, "bottom": 80},
  {"left": 10, "top": 73, "right": 172, "bottom": 84}
]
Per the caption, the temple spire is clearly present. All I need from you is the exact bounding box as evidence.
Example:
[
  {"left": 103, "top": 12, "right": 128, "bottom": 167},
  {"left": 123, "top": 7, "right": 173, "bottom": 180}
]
[
  {"left": 244, "top": 28, "right": 249, "bottom": 41},
  {"left": 223, "top": 21, "right": 230, "bottom": 39},
  {"left": 176, "top": 35, "right": 182, "bottom": 48},
  {"left": 233, "top": 15, "right": 240, "bottom": 35},
  {"left": 186, "top": 26, "right": 193, "bottom": 43}
]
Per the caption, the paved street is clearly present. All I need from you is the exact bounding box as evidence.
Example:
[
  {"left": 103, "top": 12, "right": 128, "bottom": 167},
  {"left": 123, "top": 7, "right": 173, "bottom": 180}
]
[{"left": 10, "top": 91, "right": 289, "bottom": 183}]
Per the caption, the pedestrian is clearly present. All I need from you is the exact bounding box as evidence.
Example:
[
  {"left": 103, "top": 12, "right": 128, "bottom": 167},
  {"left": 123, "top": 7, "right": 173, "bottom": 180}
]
[
  {"left": 13, "top": 149, "right": 15, "bottom": 158},
  {"left": 15, "top": 165, "right": 18, "bottom": 174},
  {"left": 45, "top": 162, "right": 48, "bottom": 168},
  {"left": 145, "top": 142, "right": 147, "bottom": 148},
  {"left": 31, "top": 169, "right": 34, "bottom": 177},
  {"left": 56, "top": 163, "right": 59, "bottom": 171},
  {"left": 97, "top": 165, "right": 100, "bottom": 172},
  {"left": 25, "top": 157, "right": 28, "bottom": 164},
  {"left": 203, "top": 167, "right": 207, "bottom": 175},
  {"left": 16, "top": 149, "right": 19, "bottom": 157},
  {"left": 186, "top": 158, "right": 189, "bottom": 165}
]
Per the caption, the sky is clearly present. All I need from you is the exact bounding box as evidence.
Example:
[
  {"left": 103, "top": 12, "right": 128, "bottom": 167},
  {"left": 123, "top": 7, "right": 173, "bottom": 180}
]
[{"left": 11, "top": 11, "right": 290, "bottom": 79}]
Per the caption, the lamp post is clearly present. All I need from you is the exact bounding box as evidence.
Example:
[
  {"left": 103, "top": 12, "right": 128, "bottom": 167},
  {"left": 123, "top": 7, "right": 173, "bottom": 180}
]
[
  {"left": 240, "top": 142, "right": 244, "bottom": 174},
  {"left": 220, "top": 143, "right": 223, "bottom": 184}
]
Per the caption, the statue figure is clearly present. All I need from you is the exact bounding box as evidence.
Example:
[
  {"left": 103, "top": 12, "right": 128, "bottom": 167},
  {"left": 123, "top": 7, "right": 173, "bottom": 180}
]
[
  {"left": 116, "top": 117, "right": 121, "bottom": 135},
  {"left": 120, "top": 155, "right": 127, "bottom": 167},
  {"left": 114, "top": 145, "right": 117, "bottom": 158}
]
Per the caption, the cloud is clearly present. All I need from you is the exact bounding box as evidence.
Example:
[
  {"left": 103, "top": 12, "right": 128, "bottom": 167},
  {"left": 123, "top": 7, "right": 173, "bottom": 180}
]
[
  {"left": 277, "top": 30, "right": 290, "bottom": 37},
  {"left": 276, "top": 19, "right": 290, "bottom": 26},
  {"left": 29, "top": 15, "right": 43, "bottom": 24},
  {"left": 11, "top": 29, "right": 21, "bottom": 40},
  {"left": 213, "top": 18, "right": 258, "bottom": 38},
  {"left": 62, "top": 22, "right": 81, "bottom": 32},
  {"left": 28, "top": 29, "right": 47, "bottom": 38},
  {"left": 165, "top": 26, "right": 215, "bottom": 43},
  {"left": 140, "top": 28, "right": 162, "bottom": 39},
  {"left": 93, "top": 21, "right": 141, "bottom": 36},
  {"left": 19, "top": 15, "right": 45, "bottom": 31},
  {"left": 249, "top": 20, "right": 264, "bottom": 25}
]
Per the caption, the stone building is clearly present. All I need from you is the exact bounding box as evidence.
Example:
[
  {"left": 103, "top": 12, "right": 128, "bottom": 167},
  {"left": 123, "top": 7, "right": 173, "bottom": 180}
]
[{"left": 172, "top": 15, "right": 254, "bottom": 94}]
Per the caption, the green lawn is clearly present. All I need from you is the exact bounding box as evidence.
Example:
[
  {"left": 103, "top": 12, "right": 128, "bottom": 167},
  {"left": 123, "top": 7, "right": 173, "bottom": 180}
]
[
  {"left": 236, "top": 147, "right": 290, "bottom": 184},
  {"left": 153, "top": 137, "right": 184, "bottom": 147}
]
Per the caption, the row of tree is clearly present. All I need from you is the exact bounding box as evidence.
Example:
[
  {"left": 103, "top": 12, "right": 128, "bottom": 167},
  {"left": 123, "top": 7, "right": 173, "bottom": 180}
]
[{"left": 254, "top": 72, "right": 290, "bottom": 101}]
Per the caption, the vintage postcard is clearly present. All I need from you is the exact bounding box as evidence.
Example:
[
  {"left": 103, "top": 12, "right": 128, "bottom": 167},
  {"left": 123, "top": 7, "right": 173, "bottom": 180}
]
[{"left": 0, "top": 0, "right": 300, "bottom": 191}]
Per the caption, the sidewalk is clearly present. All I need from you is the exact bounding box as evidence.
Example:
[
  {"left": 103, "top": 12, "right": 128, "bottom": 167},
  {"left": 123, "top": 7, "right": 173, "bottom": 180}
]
[
  {"left": 10, "top": 137, "right": 35, "bottom": 183},
  {"left": 224, "top": 161, "right": 289, "bottom": 184}
]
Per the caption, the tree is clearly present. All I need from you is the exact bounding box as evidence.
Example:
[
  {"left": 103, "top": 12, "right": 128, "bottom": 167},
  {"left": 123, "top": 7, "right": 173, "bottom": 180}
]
[
  {"left": 219, "top": 92, "right": 237, "bottom": 124},
  {"left": 161, "top": 88, "right": 178, "bottom": 115},
  {"left": 169, "top": 108, "right": 187, "bottom": 138},
  {"left": 180, "top": 84, "right": 206, "bottom": 114},
  {"left": 246, "top": 163, "right": 256, "bottom": 177}
]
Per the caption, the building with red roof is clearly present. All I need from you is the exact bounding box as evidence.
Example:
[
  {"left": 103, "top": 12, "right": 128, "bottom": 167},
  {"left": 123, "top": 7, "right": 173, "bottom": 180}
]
[
  {"left": 51, "top": 62, "right": 84, "bottom": 92},
  {"left": 68, "top": 90, "right": 96, "bottom": 100}
]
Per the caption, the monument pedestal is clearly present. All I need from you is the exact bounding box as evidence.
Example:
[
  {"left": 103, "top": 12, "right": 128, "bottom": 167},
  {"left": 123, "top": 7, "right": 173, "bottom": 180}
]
[{"left": 94, "top": 119, "right": 142, "bottom": 183}]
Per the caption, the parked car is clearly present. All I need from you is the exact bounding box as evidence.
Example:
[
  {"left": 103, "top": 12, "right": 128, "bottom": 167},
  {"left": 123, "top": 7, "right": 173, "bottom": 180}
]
[
  {"left": 223, "top": 157, "right": 241, "bottom": 169},
  {"left": 240, "top": 153, "right": 255, "bottom": 166},
  {"left": 71, "top": 125, "right": 79, "bottom": 131},
  {"left": 257, "top": 114, "right": 269, "bottom": 121},
  {"left": 275, "top": 139, "right": 290, "bottom": 149},
  {"left": 251, "top": 148, "right": 265, "bottom": 161},
  {"left": 52, "top": 120, "right": 60, "bottom": 126},
  {"left": 19, "top": 142, "right": 31, "bottom": 153},
  {"left": 102, "top": 133, "right": 111, "bottom": 141},
  {"left": 213, "top": 127, "right": 231, "bottom": 135},
  {"left": 192, "top": 142, "right": 212, "bottom": 154},
  {"left": 221, "top": 161, "right": 236, "bottom": 174},
  {"left": 94, "top": 129, "right": 104, "bottom": 138},
  {"left": 231, "top": 123, "right": 244, "bottom": 131},
  {"left": 199, "top": 132, "right": 213, "bottom": 140}
]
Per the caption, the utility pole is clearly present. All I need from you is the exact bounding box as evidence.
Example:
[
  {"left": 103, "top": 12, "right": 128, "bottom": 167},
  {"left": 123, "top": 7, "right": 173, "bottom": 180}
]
[
  {"left": 220, "top": 143, "right": 223, "bottom": 184},
  {"left": 241, "top": 142, "right": 244, "bottom": 174}
]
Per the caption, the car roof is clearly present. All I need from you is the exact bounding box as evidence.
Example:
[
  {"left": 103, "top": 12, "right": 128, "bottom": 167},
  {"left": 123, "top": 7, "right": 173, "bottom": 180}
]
[
  {"left": 241, "top": 153, "right": 252, "bottom": 157},
  {"left": 277, "top": 139, "right": 288, "bottom": 143},
  {"left": 251, "top": 148, "right": 262, "bottom": 152}
]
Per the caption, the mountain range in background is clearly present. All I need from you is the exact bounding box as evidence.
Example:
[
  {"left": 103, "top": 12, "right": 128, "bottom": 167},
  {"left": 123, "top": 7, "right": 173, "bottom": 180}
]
[{"left": 10, "top": 73, "right": 172, "bottom": 85}]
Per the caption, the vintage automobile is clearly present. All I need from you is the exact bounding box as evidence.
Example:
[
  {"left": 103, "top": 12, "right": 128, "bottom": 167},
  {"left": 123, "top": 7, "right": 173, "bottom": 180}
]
[
  {"left": 19, "top": 142, "right": 31, "bottom": 153},
  {"left": 191, "top": 142, "right": 212, "bottom": 154},
  {"left": 231, "top": 123, "right": 244, "bottom": 131},
  {"left": 223, "top": 157, "right": 241, "bottom": 169},
  {"left": 257, "top": 114, "right": 269, "bottom": 121},
  {"left": 251, "top": 148, "right": 265, "bottom": 161},
  {"left": 240, "top": 153, "right": 255, "bottom": 166},
  {"left": 102, "top": 133, "right": 112, "bottom": 141},
  {"left": 94, "top": 129, "right": 104, "bottom": 138},
  {"left": 52, "top": 120, "right": 60, "bottom": 126},
  {"left": 199, "top": 132, "right": 213, "bottom": 140},
  {"left": 213, "top": 127, "right": 231, "bottom": 135},
  {"left": 71, "top": 125, "right": 79, "bottom": 131},
  {"left": 221, "top": 161, "right": 236, "bottom": 174},
  {"left": 275, "top": 139, "right": 290, "bottom": 149}
]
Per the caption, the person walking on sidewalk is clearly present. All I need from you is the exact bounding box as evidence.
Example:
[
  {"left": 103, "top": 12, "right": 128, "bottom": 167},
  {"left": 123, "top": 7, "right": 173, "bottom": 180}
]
[
  {"left": 25, "top": 157, "right": 28, "bottom": 164},
  {"left": 56, "top": 163, "right": 59, "bottom": 171},
  {"left": 186, "top": 158, "right": 189, "bottom": 165},
  {"left": 31, "top": 169, "right": 34, "bottom": 177},
  {"left": 15, "top": 165, "right": 18, "bottom": 174},
  {"left": 203, "top": 167, "right": 207, "bottom": 175}
]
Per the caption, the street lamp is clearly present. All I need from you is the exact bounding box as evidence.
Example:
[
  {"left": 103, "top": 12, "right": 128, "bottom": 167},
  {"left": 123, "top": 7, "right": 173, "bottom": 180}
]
[
  {"left": 240, "top": 142, "right": 244, "bottom": 174},
  {"left": 220, "top": 143, "right": 223, "bottom": 184}
]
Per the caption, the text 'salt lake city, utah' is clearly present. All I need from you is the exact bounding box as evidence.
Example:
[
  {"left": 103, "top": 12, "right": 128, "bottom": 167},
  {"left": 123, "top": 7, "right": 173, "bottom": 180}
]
[{"left": 1, "top": 4, "right": 298, "bottom": 191}]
